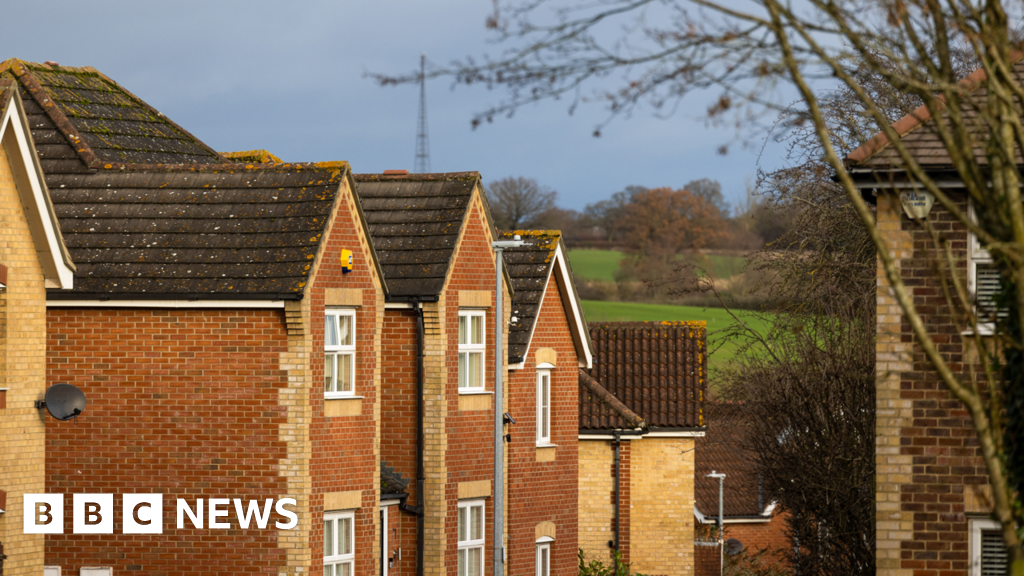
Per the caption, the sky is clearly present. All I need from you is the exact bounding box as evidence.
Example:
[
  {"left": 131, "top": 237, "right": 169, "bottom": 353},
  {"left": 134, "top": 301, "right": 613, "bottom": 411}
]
[{"left": 0, "top": 0, "right": 781, "bottom": 213}]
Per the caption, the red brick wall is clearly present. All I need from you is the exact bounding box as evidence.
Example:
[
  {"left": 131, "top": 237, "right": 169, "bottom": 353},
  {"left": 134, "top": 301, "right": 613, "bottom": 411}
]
[
  {"left": 45, "top": 308, "right": 290, "bottom": 574},
  {"left": 892, "top": 197, "right": 983, "bottom": 576},
  {"left": 310, "top": 186, "right": 383, "bottom": 575},
  {"left": 507, "top": 280, "right": 580, "bottom": 576},
  {"left": 444, "top": 202, "right": 498, "bottom": 576},
  {"left": 381, "top": 309, "right": 419, "bottom": 576}
]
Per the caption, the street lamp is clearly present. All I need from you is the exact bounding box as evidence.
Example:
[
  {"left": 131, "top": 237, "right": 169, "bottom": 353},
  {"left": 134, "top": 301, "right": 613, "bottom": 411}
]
[{"left": 492, "top": 234, "right": 525, "bottom": 576}]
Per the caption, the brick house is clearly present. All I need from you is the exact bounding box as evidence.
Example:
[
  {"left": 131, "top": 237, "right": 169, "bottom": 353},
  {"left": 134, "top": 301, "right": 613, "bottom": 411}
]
[
  {"left": 692, "top": 404, "right": 788, "bottom": 576},
  {"left": 500, "top": 230, "right": 593, "bottom": 576},
  {"left": 843, "top": 62, "right": 1023, "bottom": 575},
  {"left": 0, "top": 59, "right": 388, "bottom": 575},
  {"left": 0, "top": 78, "right": 76, "bottom": 576},
  {"left": 578, "top": 322, "right": 708, "bottom": 576}
]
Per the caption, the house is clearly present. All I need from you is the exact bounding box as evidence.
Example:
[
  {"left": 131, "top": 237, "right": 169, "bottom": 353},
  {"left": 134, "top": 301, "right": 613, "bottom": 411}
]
[
  {"left": 0, "top": 58, "right": 388, "bottom": 575},
  {"left": 692, "top": 404, "right": 788, "bottom": 576},
  {"left": 500, "top": 230, "right": 593, "bottom": 576},
  {"left": 0, "top": 78, "right": 76, "bottom": 576},
  {"left": 843, "top": 61, "right": 1023, "bottom": 575},
  {"left": 578, "top": 321, "right": 707, "bottom": 576}
]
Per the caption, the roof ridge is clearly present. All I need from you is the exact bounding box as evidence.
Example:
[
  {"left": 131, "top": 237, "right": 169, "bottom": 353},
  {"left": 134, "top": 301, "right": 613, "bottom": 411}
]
[
  {"left": 354, "top": 171, "right": 480, "bottom": 182},
  {"left": 845, "top": 48, "right": 1024, "bottom": 165}
]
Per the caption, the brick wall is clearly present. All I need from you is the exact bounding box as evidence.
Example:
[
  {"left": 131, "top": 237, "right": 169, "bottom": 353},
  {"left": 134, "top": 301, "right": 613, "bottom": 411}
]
[
  {"left": 440, "top": 197, "right": 502, "bottom": 576},
  {"left": 875, "top": 192, "right": 988, "bottom": 576},
  {"left": 577, "top": 439, "right": 630, "bottom": 565},
  {"left": 507, "top": 278, "right": 579, "bottom": 576},
  {"left": 310, "top": 176, "right": 385, "bottom": 576},
  {"left": 0, "top": 142, "right": 48, "bottom": 575},
  {"left": 630, "top": 437, "right": 695, "bottom": 576},
  {"left": 45, "top": 308, "right": 291, "bottom": 574}
]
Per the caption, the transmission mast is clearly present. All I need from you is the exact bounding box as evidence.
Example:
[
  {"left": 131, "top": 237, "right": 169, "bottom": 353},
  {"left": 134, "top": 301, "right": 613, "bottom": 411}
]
[{"left": 414, "top": 54, "right": 431, "bottom": 173}]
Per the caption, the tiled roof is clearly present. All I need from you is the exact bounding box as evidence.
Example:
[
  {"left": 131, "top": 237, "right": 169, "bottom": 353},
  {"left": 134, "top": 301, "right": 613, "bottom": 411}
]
[
  {"left": 845, "top": 57, "right": 1024, "bottom": 170},
  {"left": 381, "top": 462, "right": 410, "bottom": 497},
  {"left": 0, "top": 59, "right": 227, "bottom": 172},
  {"left": 694, "top": 403, "right": 765, "bottom": 518},
  {"left": 500, "top": 230, "right": 559, "bottom": 361},
  {"left": 221, "top": 150, "right": 283, "bottom": 164},
  {"left": 354, "top": 172, "right": 479, "bottom": 298},
  {"left": 45, "top": 165, "right": 348, "bottom": 299},
  {"left": 581, "top": 322, "right": 707, "bottom": 431},
  {"left": 578, "top": 369, "right": 644, "bottom": 429}
]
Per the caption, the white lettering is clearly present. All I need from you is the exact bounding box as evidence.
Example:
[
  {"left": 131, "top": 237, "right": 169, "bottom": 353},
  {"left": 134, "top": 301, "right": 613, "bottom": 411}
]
[
  {"left": 176, "top": 498, "right": 203, "bottom": 529},
  {"left": 208, "top": 498, "right": 230, "bottom": 529},
  {"left": 275, "top": 498, "right": 298, "bottom": 529},
  {"left": 234, "top": 499, "right": 273, "bottom": 529}
]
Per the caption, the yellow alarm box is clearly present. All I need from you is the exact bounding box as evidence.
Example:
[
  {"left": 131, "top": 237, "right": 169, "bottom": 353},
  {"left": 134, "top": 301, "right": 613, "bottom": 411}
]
[{"left": 341, "top": 249, "right": 353, "bottom": 273}]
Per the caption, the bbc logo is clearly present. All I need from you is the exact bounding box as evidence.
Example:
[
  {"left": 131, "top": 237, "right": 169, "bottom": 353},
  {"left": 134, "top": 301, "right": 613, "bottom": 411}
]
[{"left": 24, "top": 494, "right": 298, "bottom": 534}]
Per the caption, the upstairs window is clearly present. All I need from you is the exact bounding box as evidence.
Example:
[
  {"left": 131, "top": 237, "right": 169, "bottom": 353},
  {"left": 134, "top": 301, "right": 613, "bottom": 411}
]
[
  {"left": 537, "top": 368, "right": 551, "bottom": 445},
  {"left": 325, "top": 309, "right": 356, "bottom": 397},
  {"left": 970, "top": 518, "right": 1007, "bottom": 576},
  {"left": 968, "top": 201, "right": 1006, "bottom": 329},
  {"left": 458, "top": 311, "right": 485, "bottom": 391}
]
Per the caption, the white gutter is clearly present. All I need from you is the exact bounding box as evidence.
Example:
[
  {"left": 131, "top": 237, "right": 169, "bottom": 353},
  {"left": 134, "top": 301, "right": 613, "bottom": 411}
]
[{"left": 47, "top": 300, "right": 286, "bottom": 309}]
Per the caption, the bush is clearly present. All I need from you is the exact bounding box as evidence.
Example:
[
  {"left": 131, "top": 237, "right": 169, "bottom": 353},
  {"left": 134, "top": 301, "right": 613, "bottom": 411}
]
[{"left": 577, "top": 549, "right": 646, "bottom": 576}]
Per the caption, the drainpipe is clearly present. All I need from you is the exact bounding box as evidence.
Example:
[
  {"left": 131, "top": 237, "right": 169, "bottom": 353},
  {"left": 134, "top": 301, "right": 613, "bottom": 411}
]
[
  {"left": 397, "top": 302, "right": 425, "bottom": 576},
  {"left": 706, "top": 471, "right": 726, "bottom": 576},
  {"left": 612, "top": 432, "right": 622, "bottom": 573}
]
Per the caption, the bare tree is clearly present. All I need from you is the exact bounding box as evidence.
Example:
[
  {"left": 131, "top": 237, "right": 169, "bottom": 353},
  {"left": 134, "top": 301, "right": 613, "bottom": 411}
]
[
  {"left": 373, "top": 1, "right": 1024, "bottom": 569},
  {"left": 685, "top": 178, "right": 730, "bottom": 217},
  {"left": 486, "top": 176, "right": 558, "bottom": 230}
]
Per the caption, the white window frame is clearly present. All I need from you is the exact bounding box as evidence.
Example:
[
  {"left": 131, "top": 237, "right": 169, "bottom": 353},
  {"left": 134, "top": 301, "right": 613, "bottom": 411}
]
[
  {"left": 536, "top": 365, "right": 553, "bottom": 445},
  {"left": 458, "top": 310, "right": 486, "bottom": 392},
  {"left": 325, "top": 309, "right": 356, "bottom": 397},
  {"left": 969, "top": 517, "right": 1006, "bottom": 576},
  {"left": 968, "top": 200, "right": 1000, "bottom": 334},
  {"left": 324, "top": 510, "right": 356, "bottom": 576},
  {"left": 536, "top": 536, "right": 554, "bottom": 576},
  {"left": 458, "top": 500, "right": 486, "bottom": 576},
  {"left": 43, "top": 568, "right": 61, "bottom": 576}
]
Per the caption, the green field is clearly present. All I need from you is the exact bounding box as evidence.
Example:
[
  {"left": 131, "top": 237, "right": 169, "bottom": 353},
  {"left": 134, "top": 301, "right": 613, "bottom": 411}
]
[
  {"left": 568, "top": 249, "right": 746, "bottom": 282},
  {"left": 580, "top": 300, "right": 771, "bottom": 372}
]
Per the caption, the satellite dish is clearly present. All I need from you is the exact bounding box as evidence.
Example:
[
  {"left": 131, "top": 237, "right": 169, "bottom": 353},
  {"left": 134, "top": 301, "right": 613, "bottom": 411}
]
[
  {"left": 41, "top": 383, "right": 86, "bottom": 421},
  {"left": 725, "top": 538, "right": 745, "bottom": 557}
]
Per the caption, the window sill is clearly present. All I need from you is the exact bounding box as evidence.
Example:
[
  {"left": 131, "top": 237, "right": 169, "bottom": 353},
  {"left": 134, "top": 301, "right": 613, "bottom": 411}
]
[
  {"left": 458, "top": 390, "right": 493, "bottom": 395},
  {"left": 324, "top": 394, "right": 363, "bottom": 400},
  {"left": 961, "top": 323, "right": 995, "bottom": 336},
  {"left": 535, "top": 443, "right": 557, "bottom": 448}
]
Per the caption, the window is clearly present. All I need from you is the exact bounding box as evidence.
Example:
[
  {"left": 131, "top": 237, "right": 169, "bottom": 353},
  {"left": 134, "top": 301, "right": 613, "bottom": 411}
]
[
  {"left": 325, "top": 511, "right": 355, "bottom": 576},
  {"left": 968, "top": 202, "right": 1005, "bottom": 328},
  {"left": 79, "top": 570, "right": 112, "bottom": 576},
  {"left": 970, "top": 518, "right": 1007, "bottom": 576},
  {"left": 536, "top": 538, "right": 553, "bottom": 576},
  {"left": 537, "top": 368, "right": 551, "bottom": 445},
  {"left": 325, "top": 310, "right": 356, "bottom": 397},
  {"left": 43, "top": 568, "right": 61, "bottom": 576},
  {"left": 458, "top": 501, "right": 485, "bottom": 576},
  {"left": 458, "top": 311, "right": 485, "bottom": 391}
]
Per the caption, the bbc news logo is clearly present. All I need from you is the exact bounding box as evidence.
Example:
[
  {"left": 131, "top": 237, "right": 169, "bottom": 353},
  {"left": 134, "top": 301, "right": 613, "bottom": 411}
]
[{"left": 23, "top": 494, "right": 298, "bottom": 534}]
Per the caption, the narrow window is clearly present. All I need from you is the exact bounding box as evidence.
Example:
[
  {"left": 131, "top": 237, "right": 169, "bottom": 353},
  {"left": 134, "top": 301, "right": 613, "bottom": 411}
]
[
  {"left": 968, "top": 201, "right": 1005, "bottom": 330},
  {"left": 537, "top": 368, "right": 551, "bottom": 445},
  {"left": 458, "top": 501, "right": 485, "bottom": 576},
  {"left": 536, "top": 541, "right": 551, "bottom": 576},
  {"left": 325, "top": 511, "right": 355, "bottom": 576},
  {"left": 458, "top": 311, "right": 485, "bottom": 391},
  {"left": 325, "top": 309, "right": 356, "bottom": 397}
]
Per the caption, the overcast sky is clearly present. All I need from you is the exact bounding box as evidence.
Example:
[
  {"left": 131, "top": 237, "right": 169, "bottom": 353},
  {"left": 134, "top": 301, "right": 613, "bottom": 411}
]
[{"left": 0, "top": 1, "right": 781, "bottom": 212}]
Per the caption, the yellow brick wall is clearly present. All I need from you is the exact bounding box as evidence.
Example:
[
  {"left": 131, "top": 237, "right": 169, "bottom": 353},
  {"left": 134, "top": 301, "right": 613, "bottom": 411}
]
[
  {"left": 578, "top": 440, "right": 615, "bottom": 563},
  {"left": 874, "top": 194, "right": 915, "bottom": 576},
  {"left": 0, "top": 140, "right": 49, "bottom": 575},
  {"left": 630, "top": 437, "right": 695, "bottom": 576}
]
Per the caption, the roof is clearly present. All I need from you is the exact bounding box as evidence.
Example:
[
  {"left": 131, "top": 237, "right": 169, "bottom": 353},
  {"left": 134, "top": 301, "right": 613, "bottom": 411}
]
[
  {"left": 381, "top": 462, "right": 410, "bottom": 498},
  {"left": 845, "top": 56, "right": 1024, "bottom": 170},
  {"left": 45, "top": 165, "right": 347, "bottom": 299},
  {"left": 353, "top": 172, "right": 480, "bottom": 298},
  {"left": 0, "top": 59, "right": 227, "bottom": 172},
  {"left": 0, "top": 80, "right": 75, "bottom": 288},
  {"left": 694, "top": 403, "right": 768, "bottom": 519},
  {"left": 578, "top": 369, "right": 644, "bottom": 429},
  {"left": 581, "top": 322, "right": 707, "bottom": 431},
  {"left": 500, "top": 230, "right": 593, "bottom": 367},
  {"left": 222, "top": 150, "right": 283, "bottom": 164}
]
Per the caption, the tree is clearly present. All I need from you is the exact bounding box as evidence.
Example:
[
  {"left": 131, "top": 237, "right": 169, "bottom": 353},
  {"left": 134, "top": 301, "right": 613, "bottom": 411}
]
[
  {"left": 684, "top": 178, "right": 730, "bottom": 217},
  {"left": 582, "top": 185, "right": 646, "bottom": 243},
  {"left": 486, "top": 176, "right": 558, "bottom": 230},
  {"left": 374, "top": 0, "right": 1024, "bottom": 569}
]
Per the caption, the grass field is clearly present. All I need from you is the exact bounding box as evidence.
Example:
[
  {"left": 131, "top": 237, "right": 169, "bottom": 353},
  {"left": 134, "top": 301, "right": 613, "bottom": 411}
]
[
  {"left": 580, "top": 300, "right": 771, "bottom": 373},
  {"left": 568, "top": 249, "right": 746, "bottom": 282}
]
